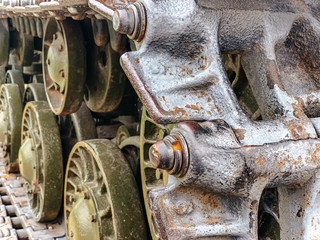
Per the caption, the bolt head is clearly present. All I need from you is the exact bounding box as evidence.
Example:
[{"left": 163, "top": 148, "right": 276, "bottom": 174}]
[{"left": 149, "top": 139, "right": 175, "bottom": 170}]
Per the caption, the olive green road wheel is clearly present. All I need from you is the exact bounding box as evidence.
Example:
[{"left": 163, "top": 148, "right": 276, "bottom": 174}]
[
  {"left": 85, "top": 41, "right": 126, "bottom": 113},
  {"left": 23, "top": 83, "right": 46, "bottom": 105},
  {"left": 140, "top": 107, "right": 170, "bottom": 240},
  {"left": 65, "top": 140, "right": 147, "bottom": 240},
  {"left": 0, "top": 67, "right": 6, "bottom": 86},
  {"left": 0, "top": 84, "right": 23, "bottom": 172},
  {"left": 13, "top": 32, "right": 34, "bottom": 67},
  {"left": 43, "top": 18, "right": 86, "bottom": 115},
  {"left": 5, "top": 70, "right": 25, "bottom": 99},
  {"left": 0, "top": 19, "right": 9, "bottom": 67},
  {"left": 19, "top": 101, "right": 63, "bottom": 222},
  {"left": 58, "top": 103, "right": 97, "bottom": 160}
]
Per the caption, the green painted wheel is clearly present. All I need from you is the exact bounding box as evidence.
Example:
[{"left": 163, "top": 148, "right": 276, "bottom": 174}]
[
  {"left": 140, "top": 107, "right": 171, "bottom": 240},
  {"left": 23, "top": 83, "right": 47, "bottom": 105},
  {"left": 43, "top": 18, "right": 86, "bottom": 115},
  {"left": 65, "top": 139, "right": 147, "bottom": 240},
  {"left": 0, "top": 19, "right": 9, "bottom": 67},
  {"left": 19, "top": 101, "right": 63, "bottom": 221},
  {"left": 5, "top": 70, "right": 25, "bottom": 99},
  {"left": 85, "top": 40, "right": 126, "bottom": 113},
  {"left": 0, "top": 67, "right": 6, "bottom": 86},
  {"left": 0, "top": 84, "right": 23, "bottom": 172},
  {"left": 13, "top": 32, "right": 34, "bottom": 67},
  {"left": 58, "top": 103, "right": 97, "bottom": 160}
]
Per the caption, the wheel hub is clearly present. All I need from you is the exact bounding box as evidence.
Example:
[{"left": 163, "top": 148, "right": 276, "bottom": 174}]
[
  {"left": 68, "top": 188, "right": 99, "bottom": 240},
  {"left": 19, "top": 134, "right": 37, "bottom": 184},
  {"left": 46, "top": 32, "right": 66, "bottom": 93},
  {"left": 19, "top": 101, "right": 63, "bottom": 222}
]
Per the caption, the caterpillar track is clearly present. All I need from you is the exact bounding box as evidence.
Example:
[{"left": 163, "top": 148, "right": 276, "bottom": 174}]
[
  {"left": 0, "top": 0, "right": 319, "bottom": 240},
  {"left": 0, "top": 164, "right": 65, "bottom": 240}
]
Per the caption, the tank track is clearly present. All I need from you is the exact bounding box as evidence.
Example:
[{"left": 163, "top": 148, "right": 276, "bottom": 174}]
[{"left": 0, "top": 163, "right": 65, "bottom": 240}]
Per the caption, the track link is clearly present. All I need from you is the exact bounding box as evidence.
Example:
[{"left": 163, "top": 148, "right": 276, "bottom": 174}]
[{"left": 0, "top": 164, "right": 65, "bottom": 240}]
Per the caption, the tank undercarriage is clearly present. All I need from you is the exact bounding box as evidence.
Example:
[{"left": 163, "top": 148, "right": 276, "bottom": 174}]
[{"left": 0, "top": 0, "right": 319, "bottom": 239}]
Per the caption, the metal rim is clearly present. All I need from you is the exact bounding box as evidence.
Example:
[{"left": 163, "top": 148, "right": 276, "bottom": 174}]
[
  {"left": 5, "top": 70, "right": 25, "bottom": 99},
  {"left": 58, "top": 102, "right": 97, "bottom": 160},
  {"left": 0, "top": 84, "right": 23, "bottom": 172},
  {"left": 64, "top": 139, "right": 147, "bottom": 239},
  {"left": 23, "top": 83, "right": 47, "bottom": 105},
  {"left": 140, "top": 106, "right": 170, "bottom": 240},
  {"left": 19, "top": 101, "right": 63, "bottom": 221},
  {"left": 0, "top": 18, "right": 9, "bottom": 67},
  {"left": 43, "top": 18, "right": 86, "bottom": 115},
  {"left": 85, "top": 38, "right": 126, "bottom": 113}
]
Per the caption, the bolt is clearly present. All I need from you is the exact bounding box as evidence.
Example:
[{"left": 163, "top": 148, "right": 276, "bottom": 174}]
[
  {"left": 149, "top": 133, "right": 189, "bottom": 177},
  {"left": 112, "top": 2, "right": 146, "bottom": 41},
  {"left": 113, "top": 8, "right": 134, "bottom": 35},
  {"left": 149, "top": 139, "right": 174, "bottom": 170},
  {"left": 69, "top": 231, "right": 74, "bottom": 237},
  {"left": 59, "top": 70, "right": 65, "bottom": 78},
  {"left": 52, "top": 33, "right": 57, "bottom": 40}
]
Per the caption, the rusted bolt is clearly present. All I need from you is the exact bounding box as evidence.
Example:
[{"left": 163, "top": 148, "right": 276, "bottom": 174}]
[
  {"left": 112, "top": 2, "right": 146, "bottom": 42},
  {"left": 149, "top": 132, "right": 189, "bottom": 177},
  {"left": 149, "top": 138, "right": 175, "bottom": 170},
  {"left": 113, "top": 8, "right": 135, "bottom": 36}
]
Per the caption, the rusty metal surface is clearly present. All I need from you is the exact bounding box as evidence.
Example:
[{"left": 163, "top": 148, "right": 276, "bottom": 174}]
[
  {"left": 115, "top": 0, "right": 320, "bottom": 239},
  {"left": 0, "top": 0, "right": 320, "bottom": 239}
]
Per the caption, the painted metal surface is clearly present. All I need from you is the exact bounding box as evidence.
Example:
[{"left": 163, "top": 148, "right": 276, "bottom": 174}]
[
  {"left": 64, "top": 140, "right": 147, "bottom": 239},
  {"left": 0, "top": 84, "right": 22, "bottom": 173},
  {"left": 19, "top": 101, "right": 63, "bottom": 221},
  {"left": 43, "top": 18, "right": 86, "bottom": 115},
  {"left": 0, "top": 0, "right": 319, "bottom": 239}
]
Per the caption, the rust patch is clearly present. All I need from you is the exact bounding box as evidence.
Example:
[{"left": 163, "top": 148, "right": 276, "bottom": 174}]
[
  {"left": 266, "top": 59, "right": 284, "bottom": 89},
  {"left": 233, "top": 129, "right": 246, "bottom": 140},
  {"left": 4, "top": 174, "right": 15, "bottom": 179},
  {"left": 283, "top": 119, "right": 310, "bottom": 140},
  {"left": 278, "top": 155, "right": 289, "bottom": 168},
  {"left": 255, "top": 156, "right": 266, "bottom": 167},
  {"left": 185, "top": 104, "right": 203, "bottom": 111},
  {"left": 171, "top": 107, "right": 187, "bottom": 116}
]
